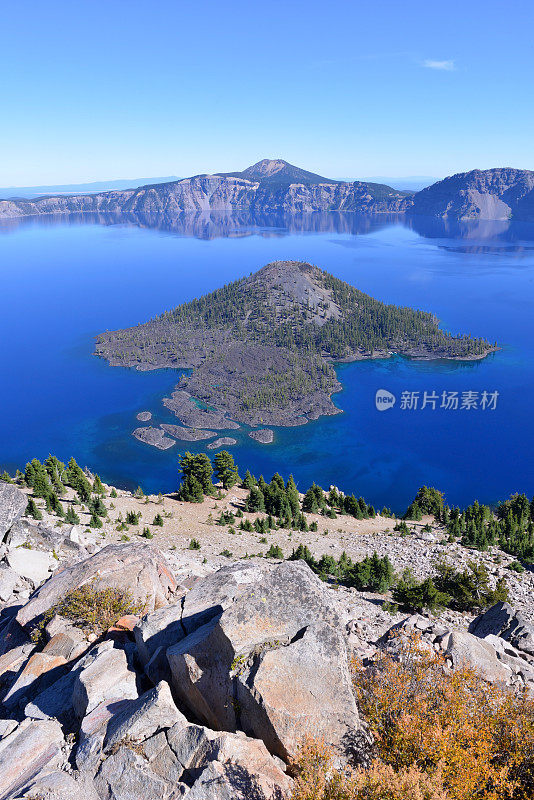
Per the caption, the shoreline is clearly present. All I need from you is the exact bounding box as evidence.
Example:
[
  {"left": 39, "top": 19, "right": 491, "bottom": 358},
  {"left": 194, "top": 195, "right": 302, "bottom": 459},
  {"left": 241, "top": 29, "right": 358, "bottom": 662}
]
[{"left": 122, "top": 344, "right": 499, "bottom": 438}]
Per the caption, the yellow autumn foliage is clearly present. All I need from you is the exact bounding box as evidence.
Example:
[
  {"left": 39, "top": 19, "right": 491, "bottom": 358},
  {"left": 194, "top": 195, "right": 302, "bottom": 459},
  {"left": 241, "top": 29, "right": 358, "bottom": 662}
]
[{"left": 291, "top": 633, "right": 534, "bottom": 800}]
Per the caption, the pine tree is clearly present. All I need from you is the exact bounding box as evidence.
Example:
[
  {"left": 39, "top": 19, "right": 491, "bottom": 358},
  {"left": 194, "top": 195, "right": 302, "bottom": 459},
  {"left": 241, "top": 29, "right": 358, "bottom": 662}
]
[
  {"left": 177, "top": 474, "right": 204, "bottom": 503},
  {"left": 213, "top": 451, "right": 240, "bottom": 490},
  {"left": 64, "top": 506, "right": 80, "bottom": 525},
  {"left": 44, "top": 490, "right": 64, "bottom": 516},
  {"left": 179, "top": 452, "right": 214, "bottom": 494},
  {"left": 31, "top": 460, "right": 51, "bottom": 499},
  {"left": 241, "top": 470, "right": 256, "bottom": 490},
  {"left": 265, "top": 544, "right": 284, "bottom": 559},
  {"left": 93, "top": 474, "right": 106, "bottom": 496},
  {"left": 89, "top": 496, "right": 107, "bottom": 518},
  {"left": 285, "top": 475, "right": 301, "bottom": 516},
  {"left": 245, "top": 486, "right": 265, "bottom": 513},
  {"left": 66, "top": 457, "right": 92, "bottom": 500},
  {"left": 25, "top": 497, "right": 43, "bottom": 520},
  {"left": 89, "top": 512, "right": 103, "bottom": 529}
]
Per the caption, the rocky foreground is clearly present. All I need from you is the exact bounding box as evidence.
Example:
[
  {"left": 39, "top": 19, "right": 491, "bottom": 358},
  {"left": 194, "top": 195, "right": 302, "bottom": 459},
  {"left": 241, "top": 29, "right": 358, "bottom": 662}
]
[{"left": 1, "top": 480, "right": 534, "bottom": 799}]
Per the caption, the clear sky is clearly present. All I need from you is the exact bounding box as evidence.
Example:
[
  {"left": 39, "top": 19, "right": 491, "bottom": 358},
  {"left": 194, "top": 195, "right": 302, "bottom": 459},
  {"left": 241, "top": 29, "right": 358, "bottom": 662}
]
[{"left": 1, "top": 0, "right": 533, "bottom": 185}]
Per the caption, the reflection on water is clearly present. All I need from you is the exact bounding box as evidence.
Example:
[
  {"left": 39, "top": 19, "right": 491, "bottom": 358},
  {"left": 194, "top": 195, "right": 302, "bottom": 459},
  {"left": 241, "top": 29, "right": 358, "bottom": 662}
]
[
  {"left": 0, "top": 211, "right": 398, "bottom": 239},
  {"left": 3, "top": 209, "right": 534, "bottom": 252}
]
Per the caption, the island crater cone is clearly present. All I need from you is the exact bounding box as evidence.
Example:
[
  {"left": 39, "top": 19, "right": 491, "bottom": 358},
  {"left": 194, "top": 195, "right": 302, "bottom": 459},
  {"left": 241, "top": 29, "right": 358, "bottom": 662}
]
[{"left": 95, "top": 259, "right": 496, "bottom": 433}]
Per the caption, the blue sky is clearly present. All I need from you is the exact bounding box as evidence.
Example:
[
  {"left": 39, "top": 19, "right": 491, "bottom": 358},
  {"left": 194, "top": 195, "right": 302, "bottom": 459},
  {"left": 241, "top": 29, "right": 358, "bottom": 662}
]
[{"left": 1, "top": 0, "right": 533, "bottom": 184}]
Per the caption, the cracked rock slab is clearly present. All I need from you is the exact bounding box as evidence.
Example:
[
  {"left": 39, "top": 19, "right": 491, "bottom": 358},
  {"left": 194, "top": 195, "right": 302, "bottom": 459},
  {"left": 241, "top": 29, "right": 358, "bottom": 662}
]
[
  {"left": 166, "top": 560, "right": 361, "bottom": 761},
  {"left": 0, "top": 482, "right": 27, "bottom": 541},
  {"left": 0, "top": 718, "right": 65, "bottom": 799}
]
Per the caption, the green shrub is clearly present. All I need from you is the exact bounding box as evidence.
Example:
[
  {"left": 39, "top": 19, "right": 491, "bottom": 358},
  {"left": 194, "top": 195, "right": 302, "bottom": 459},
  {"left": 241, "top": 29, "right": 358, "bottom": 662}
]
[
  {"left": 218, "top": 510, "right": 235, "bottom": 525},
  {"left": 393, "top": 570, "right": 450, "bottom": 614},
  {"left": 25, "top": 497, "right": 43, "bottom": 521},
  {"left": 32, "top": 581, "right": 145, "bottom": 640},
  {"left": 433, "top": 559, "right": 508, "bottom": 612},
  {"left": 64, "top": 506, "right": 80, "bottom": 525},
  {"left": 265, "top": 544, "right": 284, "bottom": 559},
  {"left": 394, "top": 520, "right": 410, "bottom": 535},
  {"left": 508, "top": 560, "right": 525, "bottom": 573}
]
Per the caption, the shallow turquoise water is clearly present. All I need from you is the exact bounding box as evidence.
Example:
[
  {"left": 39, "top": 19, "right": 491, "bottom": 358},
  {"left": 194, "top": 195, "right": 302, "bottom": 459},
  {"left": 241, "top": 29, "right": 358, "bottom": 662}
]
[{"left": 0, "top": 212, "right": 532, "bottom": 512}]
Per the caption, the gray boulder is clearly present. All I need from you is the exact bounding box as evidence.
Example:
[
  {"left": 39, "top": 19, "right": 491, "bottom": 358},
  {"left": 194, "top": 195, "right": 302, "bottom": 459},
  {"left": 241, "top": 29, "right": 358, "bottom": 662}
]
[
  {"left": 76, "top": 679, "right": 291, "bottom": 799},
  {"left": 16, "top": 543, "right": 178, "bottom": 632},
  {"left": 5, "top": 517, "right": 93, "bottom": 561},
  {"left": 3, "top": 651, "right": 69, "bottom": 711},
  {"left": 7, "top": 547, "right": 54, "bottom": 586},
  {"left": 166, "top": 561, "right": 361, "bottom": 761},
  {"left": 181, "top": 730, "right": 292, "bottom": 799},
  {"left": 0, "top": 483, "right": 27, "bottom": 542},
  {"left": 470, "top": 602, "right": 534, "bottom": 657},
  {"left": 0, "top": 720, "right": 18, "bottom": 740},
  {"left": 0, "top": 565, "right": 18, "bottom": 602},
  {"left": 0, "top": 641, "right": 35, "bottom": 701},
  {"left": 0, "top": 718, "right": 65, "bottom": 799},
  {"left": 94, "top": 746, "right": 175, "bottom": 800},
  {"left": 443, "top": 629, "right": 512, "bottom": 683},
  {"left": 76, "top": 680, "right": 186, "bottom": 774},
  {"left": 72, "top": 644, "right": 138, "bottom": 720},
  {"left": 0, "top": 616, "right": 30, "bottom": 658},
  {"left": 105, "top": 681, "right": 185, "bottom": 748},
  {"left": 93, "top": 723, "right": 291, "bottom": 799},
  {"left": 9, "top": 771, "right": 100, "bottom": 800},
  {"left": 25, "top": 640, "right": 115, "bottom": 724},
  {"left": 134, "top": 562, "right": 267, "bottom": 680}
]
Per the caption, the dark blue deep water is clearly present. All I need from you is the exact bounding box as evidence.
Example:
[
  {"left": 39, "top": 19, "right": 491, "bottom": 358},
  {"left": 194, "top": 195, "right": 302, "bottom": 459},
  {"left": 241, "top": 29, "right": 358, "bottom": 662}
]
[{"left": 1, "top": 212, "right": 532, "bottom": 512}]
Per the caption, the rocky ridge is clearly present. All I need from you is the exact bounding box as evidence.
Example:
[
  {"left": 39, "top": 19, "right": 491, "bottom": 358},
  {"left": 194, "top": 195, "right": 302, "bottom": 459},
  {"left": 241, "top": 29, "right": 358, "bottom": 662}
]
[
  {"left": 2, "top": 160, "right": 534, "bottom": 223},
  {"left": 0, "top": 159, "right": 408, "bottom": 221},
  {"left": 409, "top": 167, "right": 534, "bottom": 221}
]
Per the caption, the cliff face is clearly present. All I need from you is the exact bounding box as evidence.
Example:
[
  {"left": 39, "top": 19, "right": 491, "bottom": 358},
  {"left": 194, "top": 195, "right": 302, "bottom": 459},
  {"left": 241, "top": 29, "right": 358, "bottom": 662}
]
[
  {"left": 0, "top": 160, "right": 410, "bottom": 219},
  {"left": 408, "top": 167, "right": 534, "bottom": 221},
  {"left": 0, "top": 172, "right": 409, "bottom": 219},
  {"left": 3, "top": 161, "right": 534, "bottom": 222}
]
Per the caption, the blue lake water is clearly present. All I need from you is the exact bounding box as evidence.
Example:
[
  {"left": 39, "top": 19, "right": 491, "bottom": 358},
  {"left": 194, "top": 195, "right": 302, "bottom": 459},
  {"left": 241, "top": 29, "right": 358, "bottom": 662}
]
[{"left": 0, "top": 212, "right": 532, "bottom": 512}]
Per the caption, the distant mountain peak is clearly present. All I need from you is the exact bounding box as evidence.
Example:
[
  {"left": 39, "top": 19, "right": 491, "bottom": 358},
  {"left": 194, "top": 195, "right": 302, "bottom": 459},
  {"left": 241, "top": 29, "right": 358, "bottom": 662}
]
[
  {"left": 219, "top": 159, "right": 339, "bottom": 187},
  {"left": 242, "top": 159, "right": 290, "bottom": 178}
]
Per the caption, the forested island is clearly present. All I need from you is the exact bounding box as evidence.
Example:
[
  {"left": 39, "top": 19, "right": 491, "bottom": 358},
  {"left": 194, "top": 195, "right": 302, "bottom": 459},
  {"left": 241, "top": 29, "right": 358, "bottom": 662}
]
[{"left": 95, "top": 260, "right": 497, "bottom": 429}]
